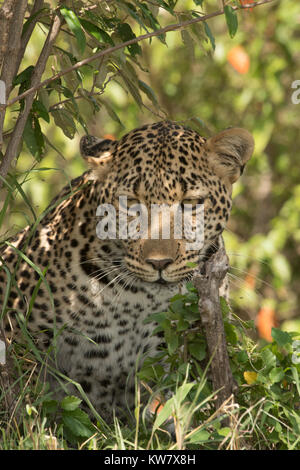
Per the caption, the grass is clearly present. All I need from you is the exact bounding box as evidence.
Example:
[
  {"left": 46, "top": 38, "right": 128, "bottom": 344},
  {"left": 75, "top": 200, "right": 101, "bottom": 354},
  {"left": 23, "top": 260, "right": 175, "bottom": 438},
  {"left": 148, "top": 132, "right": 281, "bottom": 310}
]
[{"left": 1, "top": 285, "right": 300, "bottom": 450}]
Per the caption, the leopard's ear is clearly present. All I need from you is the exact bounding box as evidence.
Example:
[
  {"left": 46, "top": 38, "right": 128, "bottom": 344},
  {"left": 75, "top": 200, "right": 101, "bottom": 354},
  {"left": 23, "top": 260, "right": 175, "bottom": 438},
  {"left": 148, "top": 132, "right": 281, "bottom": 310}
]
[
  {"left": 205, "top": 128, "right": 254, "bottom": 184},
  {"left": 80, "top": 135, "right": 117, "bottom": 179}
]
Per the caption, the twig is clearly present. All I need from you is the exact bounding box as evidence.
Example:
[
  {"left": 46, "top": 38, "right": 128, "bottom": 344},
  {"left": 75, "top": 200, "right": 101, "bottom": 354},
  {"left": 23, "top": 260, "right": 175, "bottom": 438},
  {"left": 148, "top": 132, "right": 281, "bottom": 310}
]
[
  {"left": 6, "top": 0, "right": 275, "bottom": 109},
  {"left": 0, "top": 12, "right": 62, "bottom": 188},
  {"left": 193, "top": 245, "right": 238, "bottom": 422},
  {"left": 0, "top": 0, "right": 28, "bottom": 147}
]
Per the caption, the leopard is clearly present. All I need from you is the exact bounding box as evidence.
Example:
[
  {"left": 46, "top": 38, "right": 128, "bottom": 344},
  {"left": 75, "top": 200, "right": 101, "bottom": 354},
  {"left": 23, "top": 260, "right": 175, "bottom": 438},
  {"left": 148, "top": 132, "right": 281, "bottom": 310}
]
[{"left": 0, "top": 120, "right": 254, "bottom": 421}]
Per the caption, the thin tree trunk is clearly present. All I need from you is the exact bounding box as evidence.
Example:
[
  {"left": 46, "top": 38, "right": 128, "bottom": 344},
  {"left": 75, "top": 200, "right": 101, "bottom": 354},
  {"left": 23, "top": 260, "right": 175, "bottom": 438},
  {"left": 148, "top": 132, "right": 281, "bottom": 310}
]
[
  {"left": 0, "top": 0, "right": 28, "bottom": 148},
  {"left": 0, "top": 11, "right": 62, "bottom": 187},
  {"left": 193, "top": 246, "right": 237, "bottom": 417}
]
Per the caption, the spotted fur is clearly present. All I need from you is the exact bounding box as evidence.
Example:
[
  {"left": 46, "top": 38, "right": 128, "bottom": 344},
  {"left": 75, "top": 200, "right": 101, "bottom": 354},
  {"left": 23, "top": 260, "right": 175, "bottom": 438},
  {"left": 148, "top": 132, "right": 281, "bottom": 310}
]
[{"left": 0, "top": 120, "right": 254, "bottom": 420}]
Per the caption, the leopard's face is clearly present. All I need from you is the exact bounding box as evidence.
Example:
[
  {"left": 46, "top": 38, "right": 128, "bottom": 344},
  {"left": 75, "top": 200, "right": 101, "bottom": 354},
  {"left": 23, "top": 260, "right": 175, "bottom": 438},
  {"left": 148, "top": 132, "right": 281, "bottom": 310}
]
[{"left": 80, "top": 121, "right": 254, "bottom": 284}]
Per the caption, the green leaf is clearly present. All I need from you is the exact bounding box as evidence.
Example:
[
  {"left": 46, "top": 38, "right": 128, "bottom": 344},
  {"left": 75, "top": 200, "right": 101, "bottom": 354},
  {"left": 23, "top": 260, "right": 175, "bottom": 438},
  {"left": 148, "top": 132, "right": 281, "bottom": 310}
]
[
  {"left": 217, "top": 427, "right": 231, "bottom": 437},
  {"left": 117, "top": 23, "right": 141, "bottom": 56},
  {"left": 24, "top": 116, "right": 37, "bottom": 156},
  {"left": 175, "top": 382, "right": 195, "bottom": 403},
  {"left": 119, "top": 71, "right": 143, "bottom": 107},
  {"left": 271, "top": 328, "right": 293, "bottom": 347},
  {"left": 237, "top": 350, "right": 248, "bottom": 364},
  {"left": 97, "top": 99, "right": 124, "bottom": 127},
  {"left": 170, "top": 293, "right": 184, "bottom": 302},
  {"left": 138, "top": 2, "right": 165, "bottom": 43},
  {"left": 261, "top": 348, "right": 276, "bottom": 372},
  {"left": 42, "top": 400, "right": 59, "bottom": 415},
  {"left": 139, "top": 3, "right": 160, "bottom": 30},
  {"left": 224, "top": 5, "right": 238, "bottom": 39},
  {"left": 188, "top": 341, "right": 206, "bottom": 361},
  {"left": 13, "top": 66, "right": 34, "bottom": 86},
  {"left": 51, "top": 109, "right": 76, "bottom": 139},
  {"left": 61, "top": 395, "right": 82, "bottom": 411},
  {"left": 23, "top": 113, "right": 45, "bottom": 159},
  {"left": 79, "top": 19, "right": 114, "bottom": 46},
  {"left": 188, "top": 429, "right": 210, "bottom": 443},
  {"left": 138, "top": 80, "right": 158, "bottom": 106},
  {"left": 60, "top": 6, "right": 86, "bottom": 54},
  {"left": 204, "top": 22, "right": 215, "bottom": 50},
  {"left": 165, "top": 327, "right": 179, "bottom": 355},
  {"left": 177, "top": 316, "right": 190, "bottom": 331},
  {"left": 155, "top": 0, "right": 176, "bottom": 16},
  {"left": 170, "top": 299, "right": 184, "bottom": 313},
  {"left": 62, "top": 408, "right": 94, "bottom": 437},
  {"left": 143, "top": 312, "right": 167, "bottom": 325},
  {"left": 138, "top": 363, "right": 165, "bottom": 381},
  {"left": 32, "top": 100, "right": 50, "bottom": 123},
  {"left": 224, "top": 322, "right": 238, "bottom": 345},
  {"left": 269, "top": 367, "right": 285, "bottom": 384},
  {"left": 138, "top": 366, "right": 155, "bottom": 381}
]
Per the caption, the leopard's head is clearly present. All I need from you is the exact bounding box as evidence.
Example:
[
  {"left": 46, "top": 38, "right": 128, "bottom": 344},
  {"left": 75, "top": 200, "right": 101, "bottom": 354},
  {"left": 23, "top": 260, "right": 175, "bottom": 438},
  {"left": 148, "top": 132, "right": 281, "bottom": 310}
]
[{"left": 80, "top": 121, "right": 254, "bottom": 284}]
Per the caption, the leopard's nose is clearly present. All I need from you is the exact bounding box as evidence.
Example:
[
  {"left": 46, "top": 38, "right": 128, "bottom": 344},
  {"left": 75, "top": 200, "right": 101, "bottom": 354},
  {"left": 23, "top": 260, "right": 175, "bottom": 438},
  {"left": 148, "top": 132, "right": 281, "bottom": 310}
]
[{"left": 146, "top": 258, "right": 173, "bottom": 271}]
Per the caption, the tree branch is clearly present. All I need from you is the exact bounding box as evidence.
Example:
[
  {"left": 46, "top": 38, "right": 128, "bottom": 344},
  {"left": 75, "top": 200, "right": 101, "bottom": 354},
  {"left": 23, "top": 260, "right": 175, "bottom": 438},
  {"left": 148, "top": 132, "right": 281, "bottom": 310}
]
[
  {"left": 193, "top": 245, "right": 237, "bottom": 420},
  {"left": 6, "top": 0, "right": 275, "bottom": 109},
  {"left": 0, "top": 0, "right": 28, "bottom": 147},
  {"left": 16, "top": 0, "right": 45, "bottom": 78},
  {"left": 0, "top": 0, "right": 45, "bottom": 146},
  {"left": 0, "top": 12, "right": 62, "bottom": 187},
  {"left": 0, "top": 0, "right": 14, "bottom": 74}
]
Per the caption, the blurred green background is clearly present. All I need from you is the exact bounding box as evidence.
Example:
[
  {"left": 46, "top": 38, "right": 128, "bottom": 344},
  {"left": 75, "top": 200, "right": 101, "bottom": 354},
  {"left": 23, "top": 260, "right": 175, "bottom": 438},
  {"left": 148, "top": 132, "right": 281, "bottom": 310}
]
[{"left": 1, "top": 0, "right": 300, "bottom": 337}]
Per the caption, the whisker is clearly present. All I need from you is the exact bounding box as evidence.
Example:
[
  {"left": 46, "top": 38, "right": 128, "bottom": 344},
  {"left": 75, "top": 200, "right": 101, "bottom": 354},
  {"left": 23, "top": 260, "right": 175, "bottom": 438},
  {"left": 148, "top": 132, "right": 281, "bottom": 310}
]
[
  {"left": 110, "top": 273, "right": 137, "bottom": 316},
  {"left": 226, "top": 251, "right": 271, "bottom": 268},
  {"left": 91, "top": 266, "right": 121, "bottom": 282},
  {"left": 93, "top": 270, "right": 133, "bottom": 297},
  {"left": 228, "top": 272, "right": 264, "bottom": 300},
  {"left": 230, "top": 265, "right": 274, "bottom": 290},
  {"left": 79, "top": 258, "right": 123, "bottom": 266}
]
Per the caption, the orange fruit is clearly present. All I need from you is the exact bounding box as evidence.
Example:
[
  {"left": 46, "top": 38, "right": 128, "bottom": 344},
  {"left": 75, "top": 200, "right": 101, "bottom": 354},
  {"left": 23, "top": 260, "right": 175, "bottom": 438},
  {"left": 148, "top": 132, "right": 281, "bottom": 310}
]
[
  {"left": 239, "top": 0, "right": 254, "bottom": 12},
  {"left": 256, "top": 306, "right": 279, "bottom": 342},
  {"left": 227, "top": 45, "right": 250, "bottom": 74}
]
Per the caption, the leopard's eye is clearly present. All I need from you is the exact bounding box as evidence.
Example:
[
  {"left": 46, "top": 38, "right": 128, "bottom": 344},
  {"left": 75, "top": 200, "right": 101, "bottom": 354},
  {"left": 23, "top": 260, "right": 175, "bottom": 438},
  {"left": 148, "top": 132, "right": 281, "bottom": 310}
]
[
  {"left": 180, "top": 197, "right": 206, "bottom": 211},
  {"left": 127, "top": 199, "right": 140, "bottom": 209},
  {"left": 118, "top": 196, "right": 140, "bottom": 213}
]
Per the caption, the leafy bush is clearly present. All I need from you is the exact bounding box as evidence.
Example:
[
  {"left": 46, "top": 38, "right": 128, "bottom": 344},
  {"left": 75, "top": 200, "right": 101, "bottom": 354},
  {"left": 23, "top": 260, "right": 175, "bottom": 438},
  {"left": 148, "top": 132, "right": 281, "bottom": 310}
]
[{"left": 138, "top": 285, "right": 300, "bottom": 450}]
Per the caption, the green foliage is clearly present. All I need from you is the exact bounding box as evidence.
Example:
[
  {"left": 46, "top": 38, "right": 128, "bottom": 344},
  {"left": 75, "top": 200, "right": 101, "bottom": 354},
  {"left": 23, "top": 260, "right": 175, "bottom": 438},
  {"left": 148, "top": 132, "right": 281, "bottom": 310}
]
[{"left": 139, "top": 289, "right": 300, "bottom": 450}]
